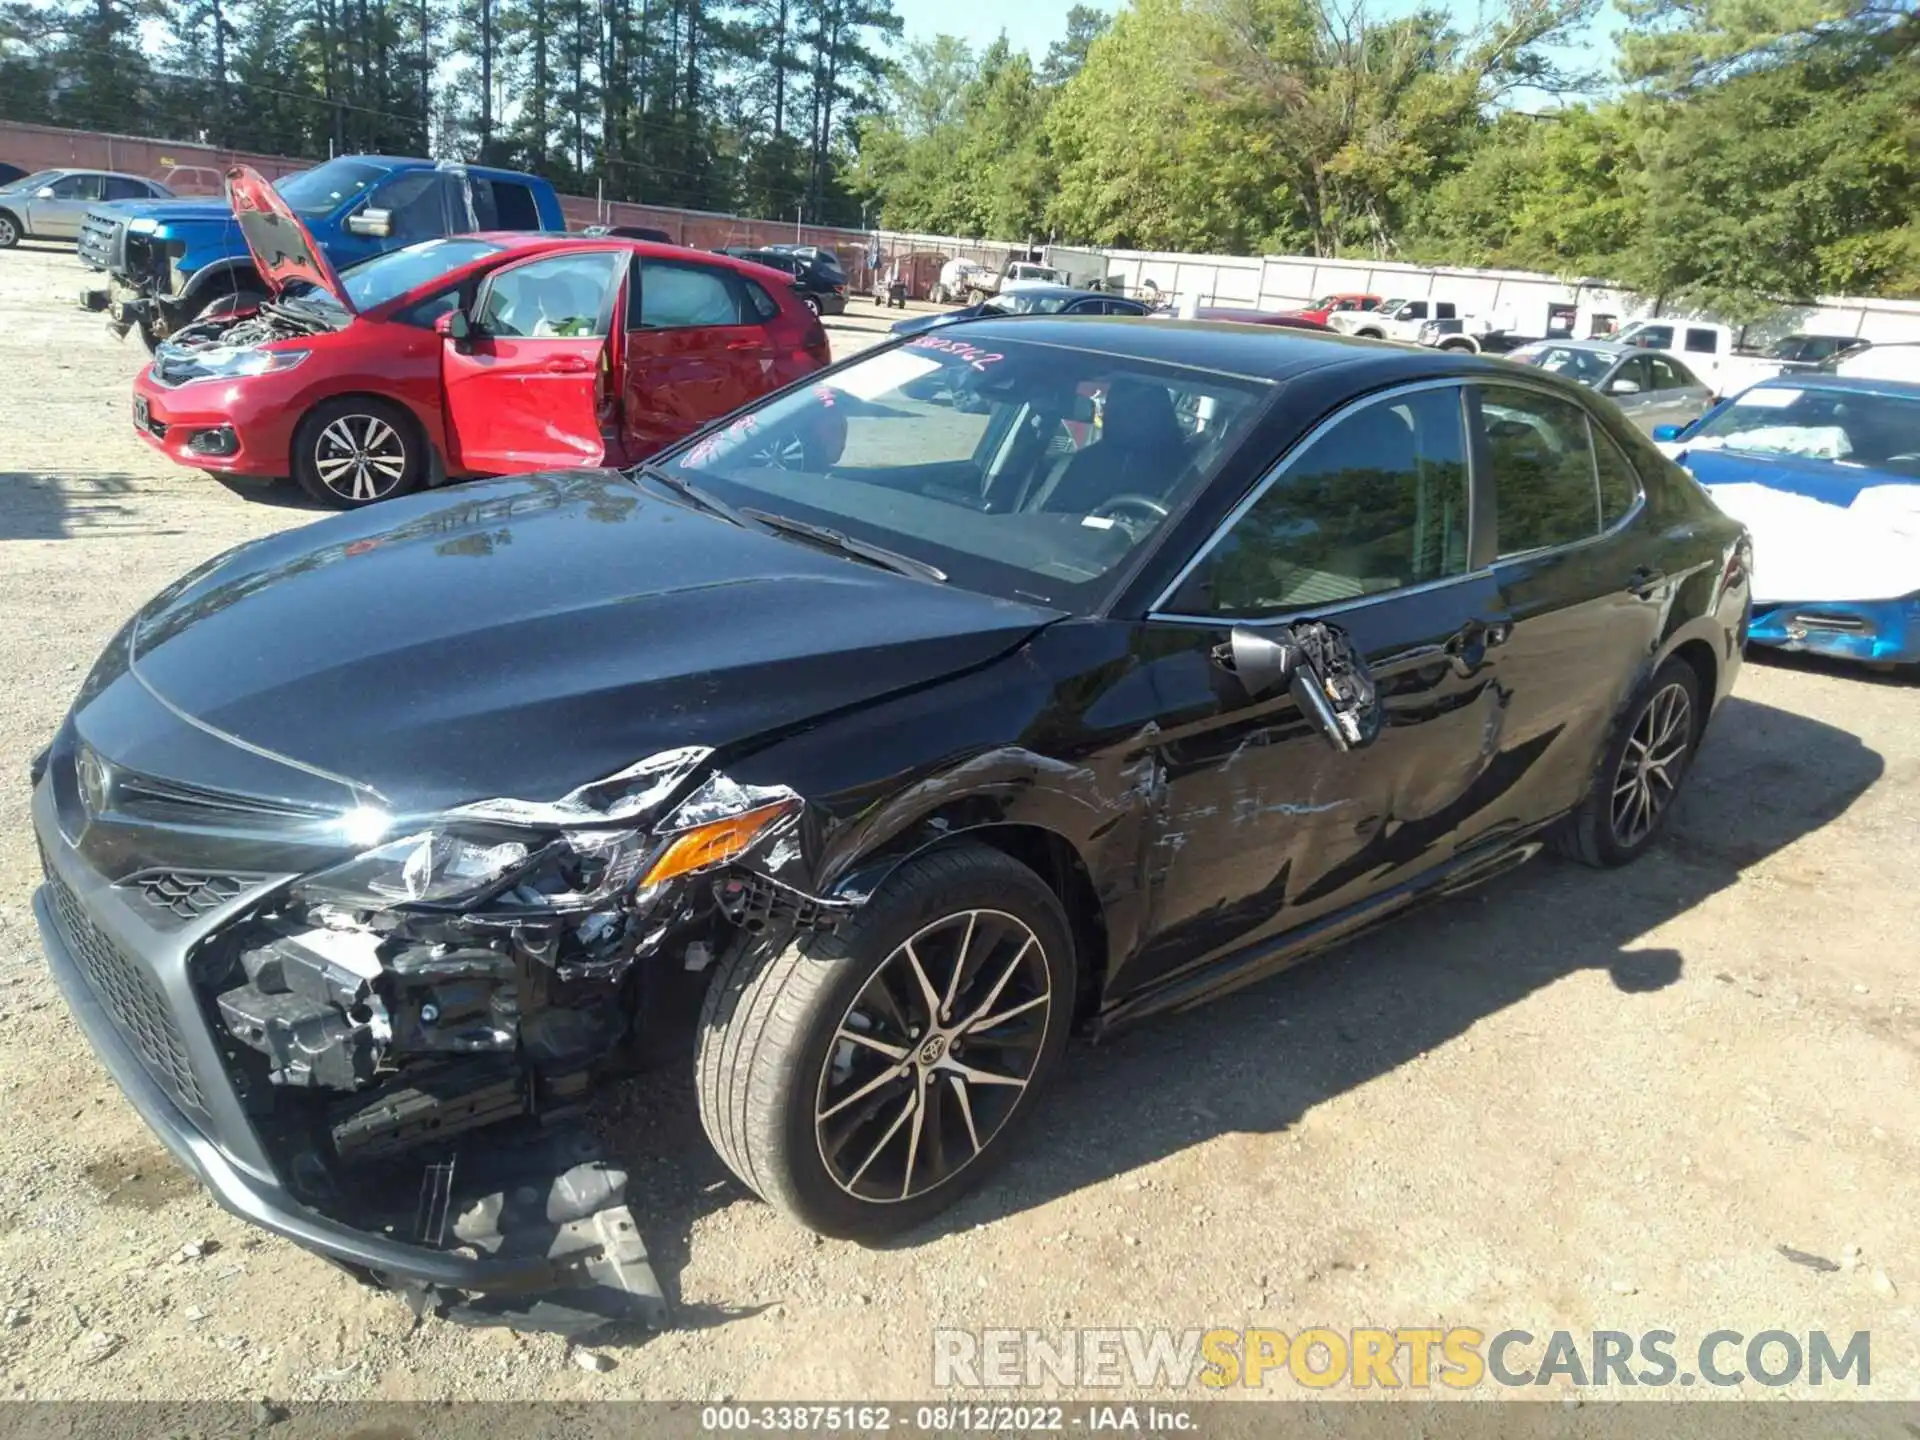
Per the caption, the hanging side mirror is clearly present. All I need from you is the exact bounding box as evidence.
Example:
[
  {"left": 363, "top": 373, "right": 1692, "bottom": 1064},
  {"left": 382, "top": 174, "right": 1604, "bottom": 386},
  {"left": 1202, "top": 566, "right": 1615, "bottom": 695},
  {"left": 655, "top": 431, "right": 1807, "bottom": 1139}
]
[
  {"left": 1215, "top": 621, "right": 1381, "bottom": 753},
  {"left": 346, "top": 207, "right": 393, "bottom": 238},
  {"left": 435, "top": 309, "right": 471, "bottom": 352}
]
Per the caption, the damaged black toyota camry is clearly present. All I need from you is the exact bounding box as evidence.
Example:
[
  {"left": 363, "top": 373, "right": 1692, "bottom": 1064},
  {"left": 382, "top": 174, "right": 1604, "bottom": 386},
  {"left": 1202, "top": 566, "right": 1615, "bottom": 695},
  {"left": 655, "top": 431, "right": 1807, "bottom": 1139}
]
[{"left": 31, "top": 317, "right": 1750, "bottom": 1331}]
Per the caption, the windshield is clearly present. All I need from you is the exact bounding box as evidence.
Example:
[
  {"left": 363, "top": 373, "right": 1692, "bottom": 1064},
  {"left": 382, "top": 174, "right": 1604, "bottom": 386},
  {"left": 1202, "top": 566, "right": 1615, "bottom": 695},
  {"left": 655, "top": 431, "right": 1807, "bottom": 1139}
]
[
  {"left": 1, "top": 169, "right": 60, "bottom": 194},
  {"left": 651, "top": 335, "right": 1274, "bottom": 607},
  {"left": 1514, "top": 345, "right": 1613, "bottom": 385},
  {"left": 983, "top": 291, "right": 1073, "bottom": 316},
  {"left": 334, "top": 237, "right": 503, "bottom": 310},
  {"left": 1687, "top": 385, "right": 1920, "bottom": 475},
  {"left": 273, "top": 159, "right": 389, "bottom": 217}
]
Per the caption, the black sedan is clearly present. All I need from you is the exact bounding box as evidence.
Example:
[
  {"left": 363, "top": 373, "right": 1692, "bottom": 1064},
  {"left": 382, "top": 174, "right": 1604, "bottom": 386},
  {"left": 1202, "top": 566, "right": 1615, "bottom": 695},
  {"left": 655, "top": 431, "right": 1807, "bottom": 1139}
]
[
  {"left": 892, "top": 282, "right": 1150, "bottom": 336},
  {"left": 30, "top": 317, "right": 1750, "bottom": 1331}
]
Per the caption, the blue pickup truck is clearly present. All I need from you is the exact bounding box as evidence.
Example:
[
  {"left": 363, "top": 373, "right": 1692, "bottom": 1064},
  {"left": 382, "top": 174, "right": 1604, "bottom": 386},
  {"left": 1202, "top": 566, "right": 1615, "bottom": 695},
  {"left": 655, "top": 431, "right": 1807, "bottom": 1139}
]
[{"left": 77, "top": 154, "right": 568, "bottom": 348}]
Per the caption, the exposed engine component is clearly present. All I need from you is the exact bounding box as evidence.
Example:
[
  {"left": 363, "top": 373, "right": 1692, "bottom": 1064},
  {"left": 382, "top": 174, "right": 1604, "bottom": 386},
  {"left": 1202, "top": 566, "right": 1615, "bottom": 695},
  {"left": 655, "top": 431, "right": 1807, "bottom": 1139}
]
[
  {"left": 1287, "top": 619, "right": 1382, "bottom": 750},
  {"left": 205, "top": 756, "right": 829, "bottom": 1178}
]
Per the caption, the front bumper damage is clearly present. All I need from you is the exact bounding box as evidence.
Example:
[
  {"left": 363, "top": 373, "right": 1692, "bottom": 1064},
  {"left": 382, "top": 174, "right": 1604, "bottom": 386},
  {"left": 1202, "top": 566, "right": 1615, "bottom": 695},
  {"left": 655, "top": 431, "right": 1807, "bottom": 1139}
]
[{"left": 32, "top": 742, "right": 851, "bottom": 1335}]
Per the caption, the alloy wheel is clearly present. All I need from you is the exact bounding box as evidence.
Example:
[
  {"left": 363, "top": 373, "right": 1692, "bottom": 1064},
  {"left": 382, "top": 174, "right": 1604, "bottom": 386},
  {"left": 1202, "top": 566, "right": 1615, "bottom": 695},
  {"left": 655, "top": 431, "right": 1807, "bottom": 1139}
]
[
  {"left": 1610, "top": 680, "right": 1693, "bottom": 847},
  {"left": 313, "top": 413, "right": 408, "bottom": 503},
  {"left": 815, "top": 909, "right": 1053, "bottom": 1204},
  {"left": 0, "top": 215, "right": 17, "bottom": 247}
]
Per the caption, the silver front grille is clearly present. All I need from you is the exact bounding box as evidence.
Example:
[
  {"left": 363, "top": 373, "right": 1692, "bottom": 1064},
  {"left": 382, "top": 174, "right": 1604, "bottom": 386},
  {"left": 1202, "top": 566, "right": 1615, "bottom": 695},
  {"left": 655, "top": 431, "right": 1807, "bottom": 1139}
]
[
  {"left": 76, "top": 211, "right": 123, "bottom": 273},
  {"left": 43, "top": 861, "right": 206, "bottom": 1115}
]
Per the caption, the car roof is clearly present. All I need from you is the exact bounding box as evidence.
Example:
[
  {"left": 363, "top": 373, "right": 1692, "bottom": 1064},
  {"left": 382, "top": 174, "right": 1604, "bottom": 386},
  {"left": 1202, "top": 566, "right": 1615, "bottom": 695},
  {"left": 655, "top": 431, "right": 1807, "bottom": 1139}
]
[
  {"left": 1520, "top": 338, "right": 1632, "bottom": 357},
  {"left": 930, "top": 314, "right": 1517, "bottom": 385},
  {"left": 1747, "top": 372, "right": 1920, "bottom": 400},
  {"left": 995, "top": 284, "right": 1111, "bottom": 301}
]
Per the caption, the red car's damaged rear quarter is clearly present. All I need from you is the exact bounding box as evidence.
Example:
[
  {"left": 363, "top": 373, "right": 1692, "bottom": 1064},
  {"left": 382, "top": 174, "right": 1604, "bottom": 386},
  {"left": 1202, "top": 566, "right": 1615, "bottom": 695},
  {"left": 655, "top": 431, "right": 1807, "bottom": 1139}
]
[{"left": 131, "top": 214, "right": 830, "bottom": 502}]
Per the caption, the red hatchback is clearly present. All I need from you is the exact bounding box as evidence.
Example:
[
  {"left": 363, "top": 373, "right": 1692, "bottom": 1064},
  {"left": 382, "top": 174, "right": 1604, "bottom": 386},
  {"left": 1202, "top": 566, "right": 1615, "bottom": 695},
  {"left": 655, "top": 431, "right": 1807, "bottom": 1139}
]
[{"left": 133, "top": 169, "right": 832, "bottom": 507}]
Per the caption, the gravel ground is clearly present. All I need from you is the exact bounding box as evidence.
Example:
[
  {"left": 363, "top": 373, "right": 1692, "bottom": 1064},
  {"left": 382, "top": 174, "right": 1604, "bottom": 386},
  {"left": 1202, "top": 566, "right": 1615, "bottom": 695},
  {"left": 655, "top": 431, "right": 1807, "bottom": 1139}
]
[{"left": 0, "top": 243, "right": 1916, "bottom": 1405}]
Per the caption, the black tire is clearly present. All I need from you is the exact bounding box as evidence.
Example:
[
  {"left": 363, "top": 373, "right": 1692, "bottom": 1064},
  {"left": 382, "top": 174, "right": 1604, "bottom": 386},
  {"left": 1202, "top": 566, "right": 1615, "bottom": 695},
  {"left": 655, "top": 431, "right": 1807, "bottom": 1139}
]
[
  {"left": 1555, "top": 658, "right": 1704, "bottom": 868},
  {"left": 292, "top": 397, "right": 424, "bottom": 508},
  {"left": 966, "top": 287, "right": 987, "bottom": 306},
  {"left": 696, "top": 843, "right": 1075, "bottom": 1239},
  {"left": 0, "top": 211, "right": 19, "bottom": 249},
  {"left": 1354, "top": 327, "right": 1385, "bottom": 339},
  {"left": 803, "top": 293, "right": 822, "bottom": 317}
]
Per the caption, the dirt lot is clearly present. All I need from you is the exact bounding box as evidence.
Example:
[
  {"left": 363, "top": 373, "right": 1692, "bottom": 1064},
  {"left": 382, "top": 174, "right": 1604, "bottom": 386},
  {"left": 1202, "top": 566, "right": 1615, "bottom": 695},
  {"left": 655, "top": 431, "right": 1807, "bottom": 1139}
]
[{"left": 0, "top": 242, "right": 1916, "bottom": 1405}]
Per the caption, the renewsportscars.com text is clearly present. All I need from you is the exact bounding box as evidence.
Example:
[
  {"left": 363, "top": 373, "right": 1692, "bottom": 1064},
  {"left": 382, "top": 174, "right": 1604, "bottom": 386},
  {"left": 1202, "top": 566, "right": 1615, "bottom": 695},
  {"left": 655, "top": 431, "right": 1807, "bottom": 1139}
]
[{"left": 932, "top": 1327, "right": 1871, "bottom": 1391}]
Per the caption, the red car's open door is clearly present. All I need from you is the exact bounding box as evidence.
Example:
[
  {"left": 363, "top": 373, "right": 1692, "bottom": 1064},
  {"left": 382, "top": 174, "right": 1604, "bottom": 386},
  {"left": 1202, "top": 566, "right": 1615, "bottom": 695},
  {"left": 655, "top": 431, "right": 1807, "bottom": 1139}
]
[{"left": 442, "top": 249, "right": 627, "bottom": 475}]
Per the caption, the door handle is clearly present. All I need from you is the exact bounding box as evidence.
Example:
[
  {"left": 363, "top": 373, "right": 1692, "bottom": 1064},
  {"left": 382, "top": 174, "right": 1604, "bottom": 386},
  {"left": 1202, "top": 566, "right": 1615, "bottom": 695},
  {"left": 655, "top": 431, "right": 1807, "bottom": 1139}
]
[
  {"left": 1626, "top": 566, "right": 1666, "bottom": 599},
  {"left": 543, "top": 355, "right": 591, "bottom": 374}
]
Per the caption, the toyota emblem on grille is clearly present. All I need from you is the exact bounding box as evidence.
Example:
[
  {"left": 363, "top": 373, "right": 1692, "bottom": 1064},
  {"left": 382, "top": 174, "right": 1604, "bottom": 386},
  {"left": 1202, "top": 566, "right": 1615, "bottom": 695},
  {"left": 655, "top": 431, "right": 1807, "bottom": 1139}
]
[{"left": 75, "top": 744, "right": 112, "bottom": 817}]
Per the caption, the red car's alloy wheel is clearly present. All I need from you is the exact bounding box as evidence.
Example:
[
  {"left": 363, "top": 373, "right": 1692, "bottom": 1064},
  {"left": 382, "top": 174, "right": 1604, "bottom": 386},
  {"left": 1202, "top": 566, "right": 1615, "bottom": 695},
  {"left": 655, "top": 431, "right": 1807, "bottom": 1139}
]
[{"left": 312, "top": 412, "right": 410, "bottom": 504}]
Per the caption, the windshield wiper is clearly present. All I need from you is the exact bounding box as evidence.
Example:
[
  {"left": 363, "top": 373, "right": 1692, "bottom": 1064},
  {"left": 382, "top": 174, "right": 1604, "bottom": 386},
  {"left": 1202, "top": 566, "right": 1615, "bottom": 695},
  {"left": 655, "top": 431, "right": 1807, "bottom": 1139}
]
[
  {"left": 631, "top": 463, "right": 746, "bottom": 527},
  {"left": 739, "top": 508, "right": 948, "bottom": 584}
]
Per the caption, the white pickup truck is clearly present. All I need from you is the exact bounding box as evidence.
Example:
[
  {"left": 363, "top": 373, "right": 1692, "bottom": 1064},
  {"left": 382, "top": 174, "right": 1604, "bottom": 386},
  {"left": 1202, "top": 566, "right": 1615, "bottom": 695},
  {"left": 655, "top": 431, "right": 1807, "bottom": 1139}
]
[
  {"left": 1326, "top": 297, "right": 1460, "bottom": 343},
  {"left": 1613, "top": 319, "right": 1786, "bottom": 398}
]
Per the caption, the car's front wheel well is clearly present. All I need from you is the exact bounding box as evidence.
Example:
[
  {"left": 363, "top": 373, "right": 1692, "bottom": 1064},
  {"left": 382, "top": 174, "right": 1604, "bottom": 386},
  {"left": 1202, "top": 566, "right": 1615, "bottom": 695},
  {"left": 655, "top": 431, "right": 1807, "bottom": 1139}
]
[{"left": 936, "top": 823, "right": 1108, "bottom": 1020}]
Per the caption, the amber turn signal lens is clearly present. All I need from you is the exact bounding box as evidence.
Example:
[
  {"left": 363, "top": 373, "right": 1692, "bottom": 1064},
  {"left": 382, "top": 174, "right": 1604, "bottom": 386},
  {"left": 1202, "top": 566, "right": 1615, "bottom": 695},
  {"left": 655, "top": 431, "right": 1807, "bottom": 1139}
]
[{"left": 640, "top": 801, "right": 797, "bottom": 888}]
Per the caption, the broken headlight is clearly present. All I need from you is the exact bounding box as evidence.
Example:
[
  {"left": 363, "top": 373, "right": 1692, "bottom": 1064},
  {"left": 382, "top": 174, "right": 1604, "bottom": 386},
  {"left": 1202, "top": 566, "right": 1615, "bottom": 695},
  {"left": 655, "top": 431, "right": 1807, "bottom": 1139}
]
[{"left": 295, "top": 800, "right": 799, "bottom": 915}]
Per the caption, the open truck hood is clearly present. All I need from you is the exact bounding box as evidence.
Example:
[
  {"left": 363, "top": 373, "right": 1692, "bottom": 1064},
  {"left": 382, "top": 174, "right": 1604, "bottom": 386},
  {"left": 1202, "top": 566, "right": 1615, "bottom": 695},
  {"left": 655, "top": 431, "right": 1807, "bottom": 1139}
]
[{"left": 226, "top": 165, "right": 353, "bottom": 311}]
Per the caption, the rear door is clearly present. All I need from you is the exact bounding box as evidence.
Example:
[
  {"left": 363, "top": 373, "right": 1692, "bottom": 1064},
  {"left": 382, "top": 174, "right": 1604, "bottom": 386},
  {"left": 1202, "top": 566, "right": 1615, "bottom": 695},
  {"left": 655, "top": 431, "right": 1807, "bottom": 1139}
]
[
  {"left": 620, "top": 256, "right": 777, "bottom": 460},
  {"left": 441, "top": 248, "right": 626, "bottom": 474},
  {"left": 1600, "top": 354, "right": 1662, "bottom": 431},
  {"left": 1648, "top": 355, "right": 1713, "bottom": 428},
  {"left": 26, "top": 172, "right": 103, "bottom": 237},
  {"left": 1473, "top": 380, "right": 1665, "bottom": 830}
]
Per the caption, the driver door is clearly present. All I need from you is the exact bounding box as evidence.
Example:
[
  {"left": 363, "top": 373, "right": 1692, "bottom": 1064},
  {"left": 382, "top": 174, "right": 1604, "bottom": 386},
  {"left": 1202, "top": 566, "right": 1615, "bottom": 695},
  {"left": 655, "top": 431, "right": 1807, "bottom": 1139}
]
[
  {"left": 26, "top": 172, "right": 103, "bottom": 237},
  {"left": 1113, "top": 381, "right": 1515, "bottom": 1001},
  {"left": 441, "top": 249, "right": 626, "bottom": 475}
]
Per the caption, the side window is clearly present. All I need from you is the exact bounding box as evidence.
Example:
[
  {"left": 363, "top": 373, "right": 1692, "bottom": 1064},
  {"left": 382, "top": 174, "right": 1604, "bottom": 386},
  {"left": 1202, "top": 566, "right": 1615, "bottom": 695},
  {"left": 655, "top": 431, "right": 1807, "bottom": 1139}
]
[
  {"left": 372, "top": 171, "right": 460, "bottom": 245},
  {"left": 631, "top": 261, "right": 744, "bottom": 329},
  {"left": 1630, "top": 324, "right": 1673, "bottom": 350},
  {"left": 1683, "top": 328, "right": 1719, "bottom": 354},
  {"left": 741, "top": 279, "right": 781, "bottom": 322},
  {"left": 477, "top": 252, "right": 622, "bottom": 338},
  {"left": 1608, "top": 356, "right": 1653, "bottom": 394},
  {"left": 49, "top": 174, "right": 102, "bottom": 200},
  {"left": 1169, "top": 386, "right": 1470, "bottom": 616},
  {"left": 1648, "top": 357, "right": 1688, "bottom": 389},
  {"left": 394, "top": 286, "right": 465, "bottom": 329},
  {"left": 103, "top": 176, "right": 149, "bottom": 201},
  {"left": 1435, "top": 302, "right": 1457, "bottom": 320},
  {"left": 1480, "top": 384, "right": 1601, "bottom": 556},
  {"left": 468, "top": 178, "right": 541, "bottom": 231},
  {"left": 1593, "top": 426, "right": 1642, "bottom": 528},
  {"left": 1402, "top": 301, "right": 1429, "bottom": 320}
]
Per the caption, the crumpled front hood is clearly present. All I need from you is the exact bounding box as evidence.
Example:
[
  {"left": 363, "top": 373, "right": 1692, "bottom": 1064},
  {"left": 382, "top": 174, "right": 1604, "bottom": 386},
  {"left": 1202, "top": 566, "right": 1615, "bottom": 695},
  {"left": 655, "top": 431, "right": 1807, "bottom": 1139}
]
[
  {"left": 111, "top": 472, "right": 1061, "bottom": 814},
  {"left": 1688, "top": 449, "right": 1920, "bottom": 604}
]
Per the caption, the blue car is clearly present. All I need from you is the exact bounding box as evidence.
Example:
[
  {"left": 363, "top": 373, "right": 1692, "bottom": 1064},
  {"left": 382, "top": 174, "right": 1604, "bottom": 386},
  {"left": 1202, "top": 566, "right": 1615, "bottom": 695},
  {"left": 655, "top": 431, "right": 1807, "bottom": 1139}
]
[
  {"left": 1654, "top": 374, "right": 1920, "bottom": 665},
  {"left": 890, "top": 283, "right": 1149, "bottom": 337}
]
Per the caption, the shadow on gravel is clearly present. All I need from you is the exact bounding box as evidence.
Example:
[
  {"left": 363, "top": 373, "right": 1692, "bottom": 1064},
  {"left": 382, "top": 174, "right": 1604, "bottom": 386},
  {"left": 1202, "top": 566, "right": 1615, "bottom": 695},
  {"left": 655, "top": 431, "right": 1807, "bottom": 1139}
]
[
  {"left": 1745, "top": 644, "right": 1917, "bottom": 688},
  {"left": 208, "top": 472, "right": 328, "bottom": 511},
  {"left": 0, "top": 470, "right": 160, "bottom": 540},
  {"left": 608, "top": 690, "right": 1883, "bottom": 1310}
]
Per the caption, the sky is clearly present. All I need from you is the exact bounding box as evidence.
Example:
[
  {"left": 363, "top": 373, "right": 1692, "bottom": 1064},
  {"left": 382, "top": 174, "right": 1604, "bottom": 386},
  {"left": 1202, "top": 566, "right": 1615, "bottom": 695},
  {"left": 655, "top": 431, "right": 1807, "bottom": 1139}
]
[{"left": 887, "top": 0, "right": 1627, "bottom": 100}]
